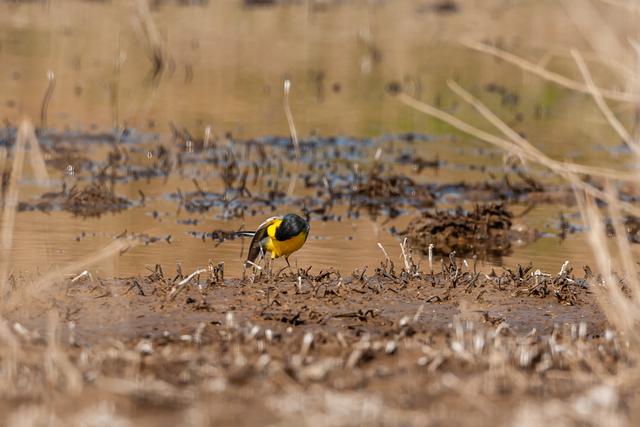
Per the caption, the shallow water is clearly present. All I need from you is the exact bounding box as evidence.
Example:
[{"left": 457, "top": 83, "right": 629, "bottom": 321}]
[{"left": 1, "top": 0, "right": 639, "bottom": 279}]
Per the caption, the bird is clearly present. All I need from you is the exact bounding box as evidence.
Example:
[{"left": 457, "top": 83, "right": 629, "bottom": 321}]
[{"left": 244, "top": 213, "right": 310, "bottom": 267}]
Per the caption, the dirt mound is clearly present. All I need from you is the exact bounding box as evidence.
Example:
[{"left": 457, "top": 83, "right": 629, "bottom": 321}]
[
  {"left": 19, "top": 183, "right": 131, "bottom": 217},
  {"left": 402, "top": 203, "right": 513, "bottom": 256}
]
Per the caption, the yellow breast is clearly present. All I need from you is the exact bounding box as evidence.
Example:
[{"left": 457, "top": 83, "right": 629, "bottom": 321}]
[{"left": 264, "top": 221, "right": 308, "bottom": 258}]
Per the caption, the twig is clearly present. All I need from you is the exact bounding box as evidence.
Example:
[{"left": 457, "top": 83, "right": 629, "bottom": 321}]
[
  {"left": 283, "top": 79, "right": 301, "bottom": 160},
  {"left": 245, "top": 260, "right": 262, "bottom": 270},
  {"left": 204, "top": 125, "right": 212, "bottom": 149},
  {"left": 428, "top": 243, "right": 434, "bottom": 275},
  {"left": 399, "top": 238, "right": 411, "bottom": 273},
  {"left": 71, "top": 270, "right": 92, "bottom": 283},
  {"left": 40, "top": 71, "right": 55, "bottom": 130},
  {"left": 169, "top": 268, "right": 207, "bottom": 299},
  {"left": 377, "top": 242, "right": 391, "bottom": 264}
]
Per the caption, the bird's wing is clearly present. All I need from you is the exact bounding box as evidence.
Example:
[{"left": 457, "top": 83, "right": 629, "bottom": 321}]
[
  {"left": 256, "top": 216, "right": 282, "bottom": 233},
  {"left": 247, "top": 216, "right": 282, "bottom": 262}
]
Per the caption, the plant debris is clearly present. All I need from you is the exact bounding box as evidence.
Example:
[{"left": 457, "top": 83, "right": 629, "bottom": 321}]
[
  {"left": 401, "top": 203, "right": 513, "bottom": 256},
  {"left": 19, "top": 183, "right": 131, "bottom": 217}
]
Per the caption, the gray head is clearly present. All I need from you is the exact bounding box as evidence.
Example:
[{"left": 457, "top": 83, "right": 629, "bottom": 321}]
[{"left": 275, "top": 213, "right": 309, "bottom": 241}]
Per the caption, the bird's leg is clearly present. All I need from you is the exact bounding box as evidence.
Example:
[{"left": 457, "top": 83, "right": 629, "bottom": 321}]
[{"left": 285, "top": 256, "right": 293, "bottom": 272}]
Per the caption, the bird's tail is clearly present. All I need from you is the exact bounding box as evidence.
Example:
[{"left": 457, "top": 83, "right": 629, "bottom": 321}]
[{"left": 235, "top": 231, "right": 256, "bottom": 238}]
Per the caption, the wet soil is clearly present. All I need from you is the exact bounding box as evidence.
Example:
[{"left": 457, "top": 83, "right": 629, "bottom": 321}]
[{"left": 1, "top": 258, "right": 624, "bottom": 427}]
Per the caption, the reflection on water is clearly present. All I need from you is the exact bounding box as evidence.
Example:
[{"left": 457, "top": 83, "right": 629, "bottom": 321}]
[{"left": 0, "top": 0, "right": 638, "bottom": 278}]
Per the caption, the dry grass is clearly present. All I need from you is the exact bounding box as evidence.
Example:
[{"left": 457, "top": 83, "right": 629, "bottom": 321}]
[
  {"left": 396, "top": 90, "right": 640, "bottom": 217},
  {"left": 284, "top": 79, "right": 301, "bottom": 197},
  {"left": 22, "top": 121, "right": 50, "bottom": 186},
  {"left": 283, "top": 79, "right": 301, "bottom": 161},
  {"left": 5, "top": 237, "right": 138, "bottom": 311},
  {"left": 571, "top": 49, "right": 640, "bottom": 156},
  {"left": 39, "top": 71, "right": 55, "bottom": 130},
  {"left": 0, "top": 121, "right": 29, "bottom": 297},
  {"left": 462, "top": 40, "right": 639, "bottom": 103}
]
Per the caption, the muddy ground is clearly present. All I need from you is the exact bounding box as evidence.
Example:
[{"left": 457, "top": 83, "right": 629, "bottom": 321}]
[
  {"left": 3, "top": 251, "right": 636, "bottom": 426},
  {"left": 0, "top": 122, "right": 639, "bottom": 426}
]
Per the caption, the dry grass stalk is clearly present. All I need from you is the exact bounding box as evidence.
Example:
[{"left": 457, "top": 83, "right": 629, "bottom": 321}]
[
  {"left": 377, "top": 242, "right": 391, "bottom": 265},
  {"left": 133, "top": 0, "right": 169, "bottom": 79},
  {"left": 462, "top": 40, "right": 640, "bottom": 103},
  {"left": 561, "top": 0, "right": 628, "bottom": 67},
  {"left": 0, "top": 121, "right": 29, "bottom": 297},
  {"left": 536, "top": 49, "right": 640, "bottom": 86},
  {"left": 40, "top": 71, "right": 55, "bottom": 130},
  {"left": 284, "top": 79, "right": 301, "bottom": 197},
  {"left": 605, "top": 182, "right": 640, "bottom": 306},
  {"left": 169, "top": 267, "right": 207, "bottom": 300},
  {"left": 204, "top": 125, "right": 212, "bottom": 149},
  {"left": 571, "top": 49, "right": 640, "bottom": 157},
  {"left": 283, "top": 79, "right": 301, "bottom": 160},
  {"left": 400, "top": 238, "right": 411, "bottom": 273}
]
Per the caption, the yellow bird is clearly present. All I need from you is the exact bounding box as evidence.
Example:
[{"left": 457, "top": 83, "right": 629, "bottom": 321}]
[{"left": 246, "top": 213, "right": 310, "bottom": 267}]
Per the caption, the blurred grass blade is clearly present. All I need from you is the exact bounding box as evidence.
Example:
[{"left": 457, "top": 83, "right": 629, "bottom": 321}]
[{"left": 0, "top": 120, "right": 29, "bottom": 298}]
